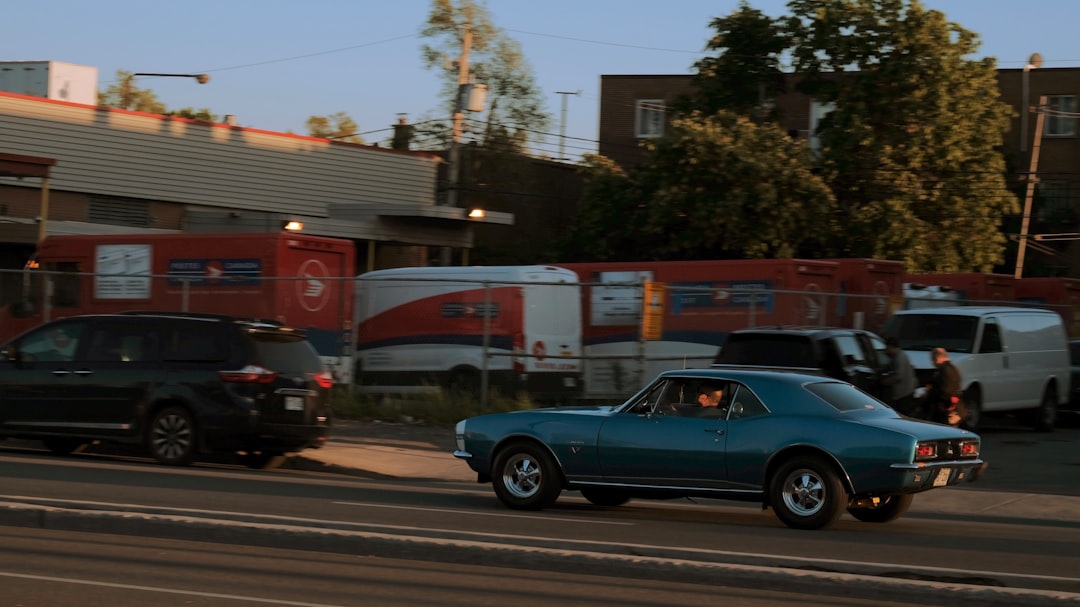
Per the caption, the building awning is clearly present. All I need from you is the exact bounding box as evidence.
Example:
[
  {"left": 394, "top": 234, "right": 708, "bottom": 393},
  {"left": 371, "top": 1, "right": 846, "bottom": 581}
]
[{"left": 0, "top": 152, "right": 56, "bottom": 179}]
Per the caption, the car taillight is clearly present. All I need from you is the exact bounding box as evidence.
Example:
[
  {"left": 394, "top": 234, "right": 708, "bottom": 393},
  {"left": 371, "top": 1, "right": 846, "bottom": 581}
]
[
  {"left": 219, "top": 365, "right": 278, "bottom": 383},
  {"left": 915, "top": 441, "right": 937, "bottom": 461},
  {"left": 311, "top": 370, "right": 334, "bottom": 389},
  {"left": 960, "top": 440, "right": 979, "bottom": 457}
]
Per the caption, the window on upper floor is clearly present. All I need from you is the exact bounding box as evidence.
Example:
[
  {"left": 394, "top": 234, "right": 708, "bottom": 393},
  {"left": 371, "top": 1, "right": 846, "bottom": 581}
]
[
  {"left": 1044, "top": 95, "right": 1077, "bottom": 137},
  {"left": 1036, "top": 179, "right": 1076, "bottom": 222},
  {"left": 635, "top": 99, "right": 666, "bottom": 138}
]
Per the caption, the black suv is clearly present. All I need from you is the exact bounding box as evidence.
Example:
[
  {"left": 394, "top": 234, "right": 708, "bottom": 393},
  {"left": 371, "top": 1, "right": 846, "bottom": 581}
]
[
  {"left": 713, "top": 327, "right": 890, "bottom": 399},
  {"left": 0, "top": 312, "right": 332, "bottom": 467}
]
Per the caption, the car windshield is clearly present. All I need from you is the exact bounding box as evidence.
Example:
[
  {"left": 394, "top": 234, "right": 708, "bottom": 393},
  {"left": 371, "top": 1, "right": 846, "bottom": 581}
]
[
  {"left": 804, "top": 381, "right": 889, "bottom": 412},
  {"left": 882, "top": 314, "right": 979, "bottom": 353}
]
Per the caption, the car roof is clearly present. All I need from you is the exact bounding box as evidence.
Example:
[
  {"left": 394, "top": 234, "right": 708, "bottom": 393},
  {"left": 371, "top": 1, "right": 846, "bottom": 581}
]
[
  {"left": 659, "top": 366, "right": 832, "bottom": 385},
  {"left": 891, "top": 306, "right": 1057, "bottom": 316}
]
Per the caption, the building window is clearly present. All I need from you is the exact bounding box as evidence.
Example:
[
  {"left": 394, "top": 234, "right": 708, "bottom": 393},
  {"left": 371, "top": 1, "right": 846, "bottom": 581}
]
[
  {"left": 1036, "top": 179, "right": 1075, "bottom": 222},
  {"left": 635, "top": 99, "right": 666, "bottom": 138},
  {"left": 808, "top": 100, "right": 836, "bottom": 153},
  {"left": 89, "top": 195, "right": 151, "bottom": 227},
  {"left": 1044, "top": 95, "right": 1077, "bottom": 137}
]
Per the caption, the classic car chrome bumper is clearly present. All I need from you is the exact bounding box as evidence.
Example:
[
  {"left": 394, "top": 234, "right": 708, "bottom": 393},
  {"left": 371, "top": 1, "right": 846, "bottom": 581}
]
[{"left": 892, "top": 458, "right": 986, "bottom": 487}]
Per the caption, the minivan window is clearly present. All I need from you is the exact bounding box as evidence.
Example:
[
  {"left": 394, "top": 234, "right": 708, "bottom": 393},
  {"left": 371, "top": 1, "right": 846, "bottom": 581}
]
[
  {"left": 719, "top": 335, "right": 816, "bottom": 368},
  {"left": 163, "top": 324, "right": 229, "bottom": 362},
  {"left": 249, "top": 333, "right": 324, "bottom": 373},
  {"left": 19, "top": 320, "right": 87, "bottom": 362}
]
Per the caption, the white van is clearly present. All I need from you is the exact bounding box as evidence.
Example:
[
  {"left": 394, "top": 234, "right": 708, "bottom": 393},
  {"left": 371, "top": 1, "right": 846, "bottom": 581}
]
[
  {"left": 353, "top": 265, "right": 582, "bottom": 399},
  {"left": 882, "top": 306, "right": 1071, "bottom": 431}
]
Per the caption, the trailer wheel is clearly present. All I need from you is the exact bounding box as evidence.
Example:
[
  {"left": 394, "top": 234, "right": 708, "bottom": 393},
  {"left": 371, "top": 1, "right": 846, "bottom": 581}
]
[{"left": 446, "top": 367, "right": 480, "bottom": 396}]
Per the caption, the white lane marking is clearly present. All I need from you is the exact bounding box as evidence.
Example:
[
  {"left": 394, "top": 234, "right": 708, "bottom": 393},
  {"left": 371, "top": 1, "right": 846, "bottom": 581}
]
[
  {"left": 332, "top": 500, "right": 634, "bottom": 525},
  {"left": 0, "top": 572, "right": 345, "bottom": 606}
]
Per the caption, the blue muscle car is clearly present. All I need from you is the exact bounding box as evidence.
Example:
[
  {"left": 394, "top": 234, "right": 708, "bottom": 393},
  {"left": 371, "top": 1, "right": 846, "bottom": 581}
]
[{"left": 454, "top": 367, "right": 984, "bottom": 530}]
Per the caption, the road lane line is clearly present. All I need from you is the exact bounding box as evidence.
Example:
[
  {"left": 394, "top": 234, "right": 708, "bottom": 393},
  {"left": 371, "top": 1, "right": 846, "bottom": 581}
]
[
  {"left": 332, "top": 500, "right": 635, "bottom": 525},
  {"left": 0, "top": 572, "right": 346, "bottom": 606}
]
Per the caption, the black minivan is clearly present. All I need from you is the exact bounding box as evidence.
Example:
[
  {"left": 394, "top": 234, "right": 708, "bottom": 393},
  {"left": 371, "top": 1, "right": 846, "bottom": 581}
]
[{"left": 0, "top": 312, "right": 333, "bottom": 467}]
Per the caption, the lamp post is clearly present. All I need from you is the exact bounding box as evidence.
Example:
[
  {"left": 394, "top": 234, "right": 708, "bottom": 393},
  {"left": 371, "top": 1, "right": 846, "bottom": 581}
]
[
  {"left": 133, "top": 73, "right": 210, "bottom": 84},
  {"left": 1020, "top": 53, "right": 1042, "bottom": 152}
]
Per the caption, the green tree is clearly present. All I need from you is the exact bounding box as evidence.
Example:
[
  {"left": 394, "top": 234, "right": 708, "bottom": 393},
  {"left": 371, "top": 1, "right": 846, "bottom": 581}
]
[
  {"left": 97, "top": 70, "right": 166, "bottom": 113},
  {"left": 676, "top": 1, "right": 788, "bottom": 120},
  {"left": 562, "top": 112, "right": 837, "bottom": 261},
  {"left": 305, "top": 112, "right": 363, "bottom": 143},
  {"left": 784, "top": 0, "right": 1018, "bottom": 272},
  {"left": 169, "top": 108, "right": 220, "bottom": 122},
  {"left": 420, "top": 0, "right": 550, "bottom": 152}
]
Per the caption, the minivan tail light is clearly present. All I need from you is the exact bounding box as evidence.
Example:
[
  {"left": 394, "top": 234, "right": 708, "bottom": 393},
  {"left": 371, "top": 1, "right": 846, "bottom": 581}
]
[
  {"left": 220, "top": 365, "right": 278, "bottom": 383},
  {"left": 311, "top": 370, "right": 334, "bottom": 389}
]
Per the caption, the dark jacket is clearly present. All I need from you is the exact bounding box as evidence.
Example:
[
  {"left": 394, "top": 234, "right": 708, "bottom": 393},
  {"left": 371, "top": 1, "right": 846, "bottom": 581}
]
[{"left": 927, "top": 360, "right": 963, "bottom": 423}]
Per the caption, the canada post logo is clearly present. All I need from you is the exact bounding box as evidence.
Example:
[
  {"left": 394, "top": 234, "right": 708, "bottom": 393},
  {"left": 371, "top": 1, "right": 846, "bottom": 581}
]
[
  {"left": 168, "top": 258, "right": 261, "bottom": 286},
  {"left": 296, "top": 259, "right": 331, "bottom": 312}
]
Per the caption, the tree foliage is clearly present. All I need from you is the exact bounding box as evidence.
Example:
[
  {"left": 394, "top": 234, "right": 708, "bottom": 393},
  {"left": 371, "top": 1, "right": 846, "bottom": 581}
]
[
  {"left": 676, "top": 1, "right": 788, "bottom": 120},
  {"left": 420, "top": 0, "right": 550, "bottom": 152},
  {"left": 98, "top": 70, "right": 166, "bottom": 113},
  {"left": 567, "top": 0, "right": 1018, "bottom": 270},
  {"left": 783, "top": 0, "right": 1018, "bottom": 272},
  {"left": 561, "top": 112, "right": 836, "bottom": 261},
  {"left": 305, "top": 112, "right": 363, "bottom": 143}
]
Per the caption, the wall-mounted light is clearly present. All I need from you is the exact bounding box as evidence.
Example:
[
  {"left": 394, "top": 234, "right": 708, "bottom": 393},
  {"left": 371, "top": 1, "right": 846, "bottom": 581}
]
[
  {"left": 282, "top": 220, "right": 304, "bottom": 231},
  {"left": 468, "top": 208, "right": 485, "bottom": 219}
]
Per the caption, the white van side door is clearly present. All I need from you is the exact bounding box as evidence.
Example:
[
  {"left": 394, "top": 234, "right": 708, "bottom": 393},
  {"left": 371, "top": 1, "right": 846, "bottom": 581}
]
[{"left": 977, "top": 317, "right": 1023, "bottom": 410}]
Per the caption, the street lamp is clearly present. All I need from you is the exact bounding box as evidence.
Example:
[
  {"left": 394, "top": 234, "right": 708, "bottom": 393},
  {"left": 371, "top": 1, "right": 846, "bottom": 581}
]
[
  {"left": 133, "top": 72, "right": 210, "bottom": 84},
  {"left": 1020, "top": 53, "right": 1042, "bottom": 152}
]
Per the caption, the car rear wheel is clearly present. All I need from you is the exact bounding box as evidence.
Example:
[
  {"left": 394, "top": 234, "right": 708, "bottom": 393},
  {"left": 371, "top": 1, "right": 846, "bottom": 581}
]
[
  {"left": 147, "top": 406, "right": 197, "bottom": 466},
  {"left": 770, "top": 456, "right": 846, "bottom": 530},
  {"left": 41, "top": 438, "right": 86, "bottom": 456},
  {"left": 580, "top": 488, "right": 631, "bottom": 507},
  {"left": 491, "top": 441, "right": 562, "bottom": 510},
  {"left": 847, "top": 493, "right": 913, "bottom": 523}
]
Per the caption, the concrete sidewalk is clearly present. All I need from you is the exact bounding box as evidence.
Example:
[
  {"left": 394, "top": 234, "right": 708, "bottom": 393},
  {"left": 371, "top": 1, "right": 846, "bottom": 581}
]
[{"left": 285, "top": 420, "right": 1080, "bottom": 526}]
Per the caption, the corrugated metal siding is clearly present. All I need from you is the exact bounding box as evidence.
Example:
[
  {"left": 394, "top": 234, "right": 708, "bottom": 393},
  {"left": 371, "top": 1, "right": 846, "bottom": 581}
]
[{"left": 0, "top": 93, "right": 440, "bottom": 216}]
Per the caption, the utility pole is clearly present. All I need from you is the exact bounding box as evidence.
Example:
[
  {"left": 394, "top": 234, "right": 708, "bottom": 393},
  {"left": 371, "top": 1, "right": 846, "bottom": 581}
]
[
  {"left": 445, "top": 23, "right": 472, "bottom": 209},
  {"left": 555, "top": 90, "right": 580, "bottom": 161},
  {"left": 1015, "top": 95, "right": 1047, "bottom": 279},
  {"left": 439, "top": 22, "right": 472, "bottom": 266}
]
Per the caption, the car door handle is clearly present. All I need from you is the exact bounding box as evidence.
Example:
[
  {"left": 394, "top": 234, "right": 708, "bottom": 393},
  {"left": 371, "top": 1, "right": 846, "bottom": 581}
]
[
  {"left": 73, "top": 370, "right": 93, "bottom": 376},
  {"left": 704, "top": 428, "right": 725, "bottom": 435},
  {"left": 51, "top": 370, "right": 71, "bottom": 376}
]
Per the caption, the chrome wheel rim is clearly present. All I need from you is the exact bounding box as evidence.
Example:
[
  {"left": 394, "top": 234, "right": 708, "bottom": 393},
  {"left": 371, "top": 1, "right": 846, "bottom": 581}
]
[
  {"left": 781, "top": 468, "right": 826, "bottom": 516},
  {"left": 152, "top": 413, "right": 192, "bottom": 462},
  {"left": 502, "top": 453, "right": 542, "bottom": 499}
]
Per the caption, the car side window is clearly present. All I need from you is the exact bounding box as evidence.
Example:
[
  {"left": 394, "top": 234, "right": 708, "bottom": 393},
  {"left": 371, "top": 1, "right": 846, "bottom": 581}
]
[
  {"left": 85, "top": 321, "right": 158, "bottom": 363},
  {"left": 163, "top": 323, "right": 229, "bottom": 362},
  {"left": 979, "top": 320, "right": 1002, "bottom": 353},
  {"left": 18, "top": 320, "right": 87, "bottom": 363},
  {"left": 725, "top": 384, "right": 768, "bottom": 420}
]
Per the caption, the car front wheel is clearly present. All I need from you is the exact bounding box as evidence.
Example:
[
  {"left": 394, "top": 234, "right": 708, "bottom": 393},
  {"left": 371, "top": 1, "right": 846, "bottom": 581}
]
[
  {"left": 491, "top": 441, "right": 562, "bottom": 510},
  {"left": 847, "top": 493, "right": 914, "bottom": 523},
  {"left": 770, "top": 456, "right": 846, "bottom": 530},
  {"left": 147, "top": 406, "right": 197, "bottom": 466}
]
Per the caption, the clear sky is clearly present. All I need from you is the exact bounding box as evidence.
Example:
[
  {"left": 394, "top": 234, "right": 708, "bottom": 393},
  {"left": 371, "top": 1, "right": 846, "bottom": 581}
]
[{"left": 5, "top": 0, "right": 1078, "bottom": 159}]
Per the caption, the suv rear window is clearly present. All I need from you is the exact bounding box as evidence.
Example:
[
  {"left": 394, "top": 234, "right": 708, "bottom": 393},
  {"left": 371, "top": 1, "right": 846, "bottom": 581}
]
[
  {"left": 717, "top": 334, "right": 816, "bottom": 368},
  {"left": 248, "top": 332, "right": 324, "bottom": 373}
]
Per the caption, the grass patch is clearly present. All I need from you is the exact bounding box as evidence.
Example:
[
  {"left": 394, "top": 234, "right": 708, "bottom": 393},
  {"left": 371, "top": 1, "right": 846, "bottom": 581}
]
[{"left": 329, "top": 387, "right": 538, "bottom": 427}]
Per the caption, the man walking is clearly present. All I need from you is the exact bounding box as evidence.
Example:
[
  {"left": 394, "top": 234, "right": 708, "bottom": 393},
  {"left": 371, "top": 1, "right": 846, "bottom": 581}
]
[{"left": 882, "top": 337, "right": 918, "bottom": 416}]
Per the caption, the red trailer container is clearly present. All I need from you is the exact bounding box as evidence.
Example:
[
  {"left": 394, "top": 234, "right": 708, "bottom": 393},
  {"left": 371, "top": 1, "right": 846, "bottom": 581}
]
[
  {"left": 558, "top": 259, "right": 840, "bottom": 398},
  {"left": 1016, "top": 277, "right": 1080, "bottom": 337},
  {"left": 0, "top": 232, "right": 356, "bottom": 380},
  {"left": 902, "top": 272, "right": 1016, "bottom": 304},
  {"left": 831, "top": 258, "right": 905, "bottom": 334}
]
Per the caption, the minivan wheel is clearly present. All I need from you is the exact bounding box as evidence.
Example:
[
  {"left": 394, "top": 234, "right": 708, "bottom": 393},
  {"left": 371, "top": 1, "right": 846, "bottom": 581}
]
[
  {"left": 147, "top": 406, "right": 197, "bottom": 466},
  {"left": 962, "top": 388, "right": 982, "bottom": 432}
]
